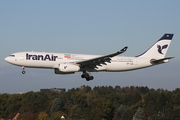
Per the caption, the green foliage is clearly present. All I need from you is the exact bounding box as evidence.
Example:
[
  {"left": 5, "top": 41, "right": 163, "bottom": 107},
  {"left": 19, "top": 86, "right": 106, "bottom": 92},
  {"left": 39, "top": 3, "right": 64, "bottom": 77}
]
[
  {"left": 169, "top": 106, "right": 180, "bottom": 120},
  {"left": 51, "top": 98, "right": 62, "bottom": 113},
  {"left": 115, "top": 105, "right": 125, "bottom": 118},
  {"left": 37, "top": 112, "right": 48, "bottom": 120},
  {"left": 121, "top": 108, "right": 133, "bottom": 120},
  {"left": 134, "top": 107, "right": 146, "bottom": 119},
  {"left": 0, "top": 86, "right": 180, "bottom": 119}
]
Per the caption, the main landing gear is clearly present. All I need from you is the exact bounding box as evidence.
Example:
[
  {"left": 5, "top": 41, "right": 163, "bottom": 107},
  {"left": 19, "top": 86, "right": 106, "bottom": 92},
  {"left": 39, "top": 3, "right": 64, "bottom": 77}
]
[
  {"left": 81, "top": 71, "right": 94, "bottom": 81},
  {"left": 22, "top": 66, "right": 26, "bottom": 74}
]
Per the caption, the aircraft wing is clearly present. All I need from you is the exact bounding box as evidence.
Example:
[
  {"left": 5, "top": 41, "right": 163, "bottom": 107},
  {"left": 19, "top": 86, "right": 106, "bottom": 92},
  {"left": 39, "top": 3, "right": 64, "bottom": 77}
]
[{"left": 76, "top": 46, "right": 128, "bottom": 69}]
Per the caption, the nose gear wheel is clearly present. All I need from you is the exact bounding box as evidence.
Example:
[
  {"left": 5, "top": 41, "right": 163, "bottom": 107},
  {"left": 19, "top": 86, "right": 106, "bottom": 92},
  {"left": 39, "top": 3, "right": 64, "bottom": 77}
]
[{"left": 22, "top": 66, "right": 26, "bottom": 74}]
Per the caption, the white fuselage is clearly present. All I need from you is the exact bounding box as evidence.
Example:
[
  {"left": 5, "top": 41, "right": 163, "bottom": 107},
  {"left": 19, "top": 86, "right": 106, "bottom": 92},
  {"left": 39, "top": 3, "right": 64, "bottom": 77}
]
[
  {"left": 4, "top": 34, "right": 173, "bottom": 80},
  {"left": 5, "top": 52, "right": 152, "bottom": 72}
]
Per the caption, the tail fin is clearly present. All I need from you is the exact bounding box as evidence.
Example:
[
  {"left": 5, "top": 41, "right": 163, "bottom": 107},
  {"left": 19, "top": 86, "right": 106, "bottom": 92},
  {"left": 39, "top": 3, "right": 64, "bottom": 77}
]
[{"left": 137, "top": 34, "right": 174, "bottom": 59}]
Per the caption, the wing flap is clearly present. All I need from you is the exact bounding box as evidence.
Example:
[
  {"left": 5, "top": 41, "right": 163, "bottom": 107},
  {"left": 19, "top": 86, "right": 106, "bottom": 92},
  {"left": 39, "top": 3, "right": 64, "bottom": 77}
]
[{"left": 76, "top": 46, "right": 128, "bottom": 69}]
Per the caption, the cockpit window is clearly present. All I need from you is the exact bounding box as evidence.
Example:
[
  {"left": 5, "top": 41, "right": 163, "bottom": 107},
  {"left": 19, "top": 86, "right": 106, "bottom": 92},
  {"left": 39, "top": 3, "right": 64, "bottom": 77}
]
[{"left": 9, "top": 55, "right": 15, "bottom": 57}]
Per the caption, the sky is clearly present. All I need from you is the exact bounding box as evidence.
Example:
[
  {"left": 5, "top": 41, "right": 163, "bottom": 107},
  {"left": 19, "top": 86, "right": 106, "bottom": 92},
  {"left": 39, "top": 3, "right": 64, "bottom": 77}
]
[{"left": 0, "top": 1, "right": 180, "bottom": 93}]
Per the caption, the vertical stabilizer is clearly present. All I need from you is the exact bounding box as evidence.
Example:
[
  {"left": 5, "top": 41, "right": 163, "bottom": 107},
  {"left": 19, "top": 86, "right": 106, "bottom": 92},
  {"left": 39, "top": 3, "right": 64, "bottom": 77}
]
[{"left": 137, "top": 34, "right": 173, "bottom": 59}]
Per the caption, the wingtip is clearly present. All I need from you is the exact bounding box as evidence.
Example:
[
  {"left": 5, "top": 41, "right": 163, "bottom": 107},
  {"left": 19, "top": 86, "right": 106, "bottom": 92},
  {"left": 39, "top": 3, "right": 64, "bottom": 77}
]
[{"left": 121, "top": 46, "right": 128, "bottom": 52}]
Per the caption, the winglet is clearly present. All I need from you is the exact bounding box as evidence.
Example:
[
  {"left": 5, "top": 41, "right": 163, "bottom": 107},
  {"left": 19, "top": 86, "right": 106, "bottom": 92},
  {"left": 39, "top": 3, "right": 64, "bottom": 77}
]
[{"left": 120, "top": 46, "right": 128, "bottom": 52}]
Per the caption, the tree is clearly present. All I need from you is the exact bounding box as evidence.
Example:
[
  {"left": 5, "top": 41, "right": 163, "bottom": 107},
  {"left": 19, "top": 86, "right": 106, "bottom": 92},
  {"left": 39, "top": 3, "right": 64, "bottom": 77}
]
[
  {"left": 90, "top": 98, "right": 112, "bottom": 120},
  {"left": 169, "top": 106, "right": 180, "bottom": 120},
  {"left": 69, "top": 105, "right": 83, "bottom": 119},
  {"left": 49, "top": 111, "right": 65, "bottom": 120},
  {"left": 134, "top": 107, "right": 146, "bottom": 120},
  {"left": 121, "top": 108, "right": 133, "bottom": 120},
  {"left": 157, "top": 93, "right": 167, "bottom": 112},
  {"left": 51, "top": 98, "right": 62, "bottom": 113},
  {"left": 115, "top": 105, "right": 125, "bottom": 118},
  {"left": 37, "top": 112, "right": 48, "bottom": 120}
]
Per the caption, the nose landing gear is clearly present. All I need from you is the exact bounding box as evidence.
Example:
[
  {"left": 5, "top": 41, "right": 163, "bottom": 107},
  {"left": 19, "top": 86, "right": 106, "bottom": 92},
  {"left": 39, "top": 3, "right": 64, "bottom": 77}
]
[
  {"left": 22, "top": 66, "right": 26, "bottom": 74},
  {"left": 81, "top": 71, "right": 94, "bottom": 81}
]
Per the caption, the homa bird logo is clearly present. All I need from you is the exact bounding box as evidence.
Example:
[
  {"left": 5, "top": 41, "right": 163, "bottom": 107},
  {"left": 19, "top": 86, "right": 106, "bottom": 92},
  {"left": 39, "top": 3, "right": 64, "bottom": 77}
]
[
  {"left": 157, "top": 44, "right": 168, "bottom": 54},
  {"left": 64, "top": 66, "right": 67, "bottom": 69}
]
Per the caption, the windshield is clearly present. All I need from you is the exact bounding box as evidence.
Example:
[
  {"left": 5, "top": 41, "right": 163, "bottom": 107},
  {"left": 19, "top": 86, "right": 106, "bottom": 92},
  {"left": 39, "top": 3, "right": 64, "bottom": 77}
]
[{"left": 9, "top": 55, "right": 15, "bottom": 57}]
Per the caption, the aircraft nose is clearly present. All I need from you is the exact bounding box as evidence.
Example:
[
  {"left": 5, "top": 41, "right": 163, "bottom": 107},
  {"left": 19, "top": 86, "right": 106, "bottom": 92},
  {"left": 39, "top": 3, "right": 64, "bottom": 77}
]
[
  {"left": 5, "top": 57, "right": 10, "bottom": 63},
  {"left": 5, "top": 57, "right": 8, "bottom": 61}
]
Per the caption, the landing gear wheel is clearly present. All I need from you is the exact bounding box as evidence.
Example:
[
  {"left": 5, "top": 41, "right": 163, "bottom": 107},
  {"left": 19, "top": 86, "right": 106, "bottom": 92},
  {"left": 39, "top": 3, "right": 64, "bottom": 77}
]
[
  {"left": 89, "top": 76, "right": 94, "bottom": 80},
  {"left": 22, "top": 66, "right": 25, "bottom": 74},
  {"left": 81, "top": 74, "right": 85, "bottom": 78},
  {"left": 86, "top": 77, "right": 90, "bottom": 81},
  {"left": 81, "top": 71, "right": 94, "bottom": 81},
  {"left": 22, "top": 71, "right": 26, "bottom": 74}
]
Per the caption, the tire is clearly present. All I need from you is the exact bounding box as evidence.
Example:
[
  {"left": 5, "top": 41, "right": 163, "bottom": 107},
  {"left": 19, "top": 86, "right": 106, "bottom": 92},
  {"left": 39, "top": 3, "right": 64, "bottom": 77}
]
[
  {"left": 89, "top": 76, "right": 94, "bottom": 80},
  {"left": 22, "top": 71, "right": 26, "bottom": 74},
  {"left": 86, "top": 77, "right": 90, "bottom": 81},
  {"left": 81, "top": 74, "right": 85, "bottom": 78}
]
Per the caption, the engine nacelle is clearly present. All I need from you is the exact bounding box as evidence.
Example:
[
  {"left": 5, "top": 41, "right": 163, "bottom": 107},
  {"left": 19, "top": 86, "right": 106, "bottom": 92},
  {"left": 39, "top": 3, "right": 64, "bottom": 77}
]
[
  {"left": 58, "top": 64, "right": 80, "bottom": 73},
  {"left": 54, "top": 68, "right": 74, "bottom": 74}
]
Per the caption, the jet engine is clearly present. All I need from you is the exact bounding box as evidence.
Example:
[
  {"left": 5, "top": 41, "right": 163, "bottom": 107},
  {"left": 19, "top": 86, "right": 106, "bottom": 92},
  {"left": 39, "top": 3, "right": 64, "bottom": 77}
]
[{"left": 54, "top": 64, "right": 80, "bottom": 74}]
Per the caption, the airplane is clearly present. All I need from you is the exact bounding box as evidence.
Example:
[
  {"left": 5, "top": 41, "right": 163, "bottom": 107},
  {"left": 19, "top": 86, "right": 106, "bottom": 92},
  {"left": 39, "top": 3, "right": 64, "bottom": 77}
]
[{"left": 5, "top": 33, "right": 174, "bottom": 81}]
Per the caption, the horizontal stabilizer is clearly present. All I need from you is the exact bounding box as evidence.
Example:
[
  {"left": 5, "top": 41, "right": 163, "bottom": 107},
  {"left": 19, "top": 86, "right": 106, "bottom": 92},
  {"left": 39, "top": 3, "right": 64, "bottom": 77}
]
[{"left": 150, "top": 57, "right": 174, "bottom": 64}]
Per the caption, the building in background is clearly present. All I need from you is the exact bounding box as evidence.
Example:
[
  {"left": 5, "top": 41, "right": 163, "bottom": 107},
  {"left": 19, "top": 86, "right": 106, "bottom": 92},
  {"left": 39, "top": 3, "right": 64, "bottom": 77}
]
[{"left": 40, "top": 88, "right": 66, "bottom": 92}]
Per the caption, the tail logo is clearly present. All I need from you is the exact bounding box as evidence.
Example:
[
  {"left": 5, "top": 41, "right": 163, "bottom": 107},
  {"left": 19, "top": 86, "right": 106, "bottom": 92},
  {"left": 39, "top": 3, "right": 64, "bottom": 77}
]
[{"left": 157, "top": 44, "right": 168, "bottom": 54}]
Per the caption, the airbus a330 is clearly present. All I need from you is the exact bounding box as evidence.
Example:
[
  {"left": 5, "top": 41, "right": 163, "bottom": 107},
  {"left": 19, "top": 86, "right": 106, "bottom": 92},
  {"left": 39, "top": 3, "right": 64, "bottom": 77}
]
[{"left": 5, "top": 34, "right": 174, "bottom": 81}]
